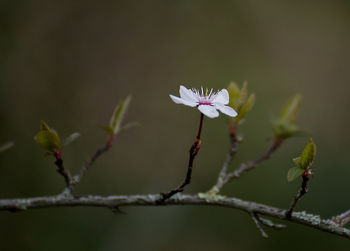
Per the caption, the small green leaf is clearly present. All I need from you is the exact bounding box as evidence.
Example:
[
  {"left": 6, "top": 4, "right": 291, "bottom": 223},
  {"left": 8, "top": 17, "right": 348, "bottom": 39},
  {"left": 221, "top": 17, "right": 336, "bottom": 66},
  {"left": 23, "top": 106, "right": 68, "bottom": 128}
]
[
  {"left": 62, "top": 132, "right": 80, "bottom": 147},
  {"left": 238, "top": 81, "right": 248, "bottom": 106},
  {"left": 287, "top": 166, "right": 305, "bottom": 182},
  {"left": 228, "top": 82, "right": 255, "bottom": 125},
  {"left": 109, "top": 95, "right": 132, "bottom": 135},
  {"left": 118, "top": 122, "right": 142, "bottom": 135},
  {"left": 0, "top": 141, "right": 14, "bottom": 153},
  {"left": 292, "top": 157, "right": 302, "bottom": 168},
  {"left": 272, "top": 95, "right": 301, "bottom": 139},
  {"left": 273, "top": 119, "right": 298, "bottom": 139},
  {"left": 227, "top": 82, "right": 240, "bottom": 98},
  {"left": 96, "top": 123, "right": 114, "bottom": 136},
  {"left": 245, "top": 93, "right": 256, "bottom": 112},
  {"left": 110, "top": 104, "right": 122, "bottom": 130},
  {"left": 35, "top": 121, "right": 62, "bottom": 152},
  {"left": 228, "top": 82, "right": 240, "bottom": 109},
  {"left": 280, "top": 94, "right": 301, "bottom": 123},
  {"left": 300, "top": 138, "right": 316, "bottom": 168},
  {"left": 98, "top": 95, "right": 139, "bottom": 138},
  {"left": 235, "top": 93, "right": 255, "bottom": 121},
  {"left": 35, "top": 130, "right": 61, "bottom": 152},
  {"left": 40, "top": 120, "right": 51, "bottom": 131}
]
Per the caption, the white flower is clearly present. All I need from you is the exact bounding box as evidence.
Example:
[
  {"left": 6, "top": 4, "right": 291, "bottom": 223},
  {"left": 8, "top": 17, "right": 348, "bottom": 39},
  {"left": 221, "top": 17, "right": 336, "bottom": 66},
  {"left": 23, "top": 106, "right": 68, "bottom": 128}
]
[{"left": 169, "top": 85, "right": 238, "bottom": 118}]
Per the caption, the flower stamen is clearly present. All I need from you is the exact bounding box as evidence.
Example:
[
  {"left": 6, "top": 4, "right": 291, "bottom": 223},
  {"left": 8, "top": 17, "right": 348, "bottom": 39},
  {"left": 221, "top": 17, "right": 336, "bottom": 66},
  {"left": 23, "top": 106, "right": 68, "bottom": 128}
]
[{"left": 208, "top": 88, "right": 213, "bottom": 98}]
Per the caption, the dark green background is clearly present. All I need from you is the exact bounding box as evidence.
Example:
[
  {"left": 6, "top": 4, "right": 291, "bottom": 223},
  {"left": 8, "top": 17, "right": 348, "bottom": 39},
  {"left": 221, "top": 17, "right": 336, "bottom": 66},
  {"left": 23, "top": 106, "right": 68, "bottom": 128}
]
[{"left": 1, "top": 1, "right": 349, "bottom": 250}]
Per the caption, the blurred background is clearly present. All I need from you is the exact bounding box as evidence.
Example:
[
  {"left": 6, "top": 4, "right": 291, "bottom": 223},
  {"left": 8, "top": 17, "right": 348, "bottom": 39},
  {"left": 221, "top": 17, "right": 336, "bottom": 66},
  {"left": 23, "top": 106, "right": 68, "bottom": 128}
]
[{"left": 0, "top": 0, "right": 350, "bottom": 250}]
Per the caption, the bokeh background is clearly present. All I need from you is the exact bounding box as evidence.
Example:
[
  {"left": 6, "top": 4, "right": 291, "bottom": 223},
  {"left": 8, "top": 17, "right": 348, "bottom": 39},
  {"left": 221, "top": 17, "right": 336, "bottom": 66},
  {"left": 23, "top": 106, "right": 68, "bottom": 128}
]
[{"left": 1, "top": 0, "right": 350, "bottom": 250}]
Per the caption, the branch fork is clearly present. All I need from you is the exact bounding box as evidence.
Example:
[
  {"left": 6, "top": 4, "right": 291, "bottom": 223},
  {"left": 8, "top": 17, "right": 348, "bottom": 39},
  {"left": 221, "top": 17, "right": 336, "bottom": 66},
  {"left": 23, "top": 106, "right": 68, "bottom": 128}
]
[{"left": 333, "top": 210, "right": 350, "bottom": 227}]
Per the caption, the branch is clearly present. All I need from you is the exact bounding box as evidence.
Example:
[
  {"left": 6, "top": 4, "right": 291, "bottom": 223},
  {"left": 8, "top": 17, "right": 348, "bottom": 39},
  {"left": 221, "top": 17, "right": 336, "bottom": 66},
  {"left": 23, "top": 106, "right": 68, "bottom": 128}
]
[
  {"left": 211, "top": 137, "right": 282, "bottom": 193},
  {"left": 286, "top": 174, "right": 309, "bottom": 218},
  {"left": 0, "top": 193, "right": 349, "bottom": 239},
  {"left": 250, "top": 211, "right": 268, "bottom": 238},
  {"left": 69, "top": 135, "right": 115, "bottom": 190},
  {"left": 333, "top": 209, "right": 350, "bottom": 227},
  {"left": 258, "top": 216, "right": 286, "bottom": 230},
  {"left": 53, "top": 151, "right": 72, "bottom": 187},
  {"left": 209, "top": 126, "right": 239, "bottom": 194},
  {"left": 158, "top": 140, "right": 200, "bottom": 202},
  {"left": 159, "top": 113, "right": 203, "bottom": 202},
  {"left": 249, "top": 211, "right": 285, "bottom": 238}
]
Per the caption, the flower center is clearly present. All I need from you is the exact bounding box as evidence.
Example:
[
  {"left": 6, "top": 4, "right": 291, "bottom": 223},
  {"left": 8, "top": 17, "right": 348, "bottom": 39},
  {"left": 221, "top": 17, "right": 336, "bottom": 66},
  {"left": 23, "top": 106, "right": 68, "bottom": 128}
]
[
  {"left": 198, "top": 100, "right": 212, "bottom": 106},
  {"left": 191, "top": 87, "right": 217, "bottom": 106}
]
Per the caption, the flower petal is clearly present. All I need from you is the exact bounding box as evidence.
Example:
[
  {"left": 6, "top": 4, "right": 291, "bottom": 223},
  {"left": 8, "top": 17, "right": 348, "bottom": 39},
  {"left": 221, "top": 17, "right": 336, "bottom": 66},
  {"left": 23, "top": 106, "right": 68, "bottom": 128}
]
[
  {"left": 215, "top": 104, "right": 238, "bottom": 117},
  {"left": 212, "top": 89, "right": 229, "bottom": 105},
  {"left": 179, "top": 85, "right": 198, "bottom": 103},
  {"left": 198, "top": 105, "right": 219, "bottom": 118},
  {"left": 169, "top": 95, "right": 197, "bottom": 107}
]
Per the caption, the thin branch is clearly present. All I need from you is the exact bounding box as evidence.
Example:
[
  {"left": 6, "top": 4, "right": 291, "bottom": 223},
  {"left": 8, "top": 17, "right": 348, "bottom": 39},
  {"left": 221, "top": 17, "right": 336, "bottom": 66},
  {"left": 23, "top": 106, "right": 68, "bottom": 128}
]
[
  {"left": 70, "top": 135, "right": 116, "bottom": 190},
  {"left": 214, "top": 138, "right": 283, "bottom": 191},
  {"left": 158, "top": 142, "right": 198, "bottom": 202},
  {"left": 209, "top": 125, "right": 239, "bottom": 194},
  {"left": 258, "top": 216, "right": 286, "bottom": 230},
  {"left": 286, "top": 174, "right": 309, "bottom": 219},
  {"left": 159, "top": 113, "right": 203, "bottom": 202},
  {"left": 0, "top": 193, "right": 349, "bottom": 239},
  {"left": 333, "top": 209, "right": 350, "bottom": 227},
  {"left": 250, "top": 211, "right": 268, "bottom": 238},
  {"left": 53, "top": 151, "right": 71, "bottom": 187}
]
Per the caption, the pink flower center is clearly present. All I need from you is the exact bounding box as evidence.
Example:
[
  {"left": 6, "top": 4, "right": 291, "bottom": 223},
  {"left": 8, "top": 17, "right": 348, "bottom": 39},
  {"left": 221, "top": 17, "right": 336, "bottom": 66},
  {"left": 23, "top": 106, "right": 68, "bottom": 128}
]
[{"left": 198, "top": 101, "right": 212, "bottom": 105}]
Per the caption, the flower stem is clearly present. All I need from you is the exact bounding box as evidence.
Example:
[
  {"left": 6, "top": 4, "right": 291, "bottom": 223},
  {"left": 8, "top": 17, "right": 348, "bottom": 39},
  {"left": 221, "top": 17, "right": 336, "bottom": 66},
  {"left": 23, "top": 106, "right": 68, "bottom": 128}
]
[
  {"left": 158, "top": 113, "right": 204, "bottom": 203},
  {"left": 196, "top": 113, "right": 204, "bottom": 141}
]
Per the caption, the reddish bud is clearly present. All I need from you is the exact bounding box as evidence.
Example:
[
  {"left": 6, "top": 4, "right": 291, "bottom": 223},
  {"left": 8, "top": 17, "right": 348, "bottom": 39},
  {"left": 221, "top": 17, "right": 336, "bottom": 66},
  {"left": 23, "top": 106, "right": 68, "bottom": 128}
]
[
  {"left": 54, "top": 151, "right": 62, "bottom": 160},
  {"left": 229, "top": 124, "right": 237, "bottom": 136}
]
